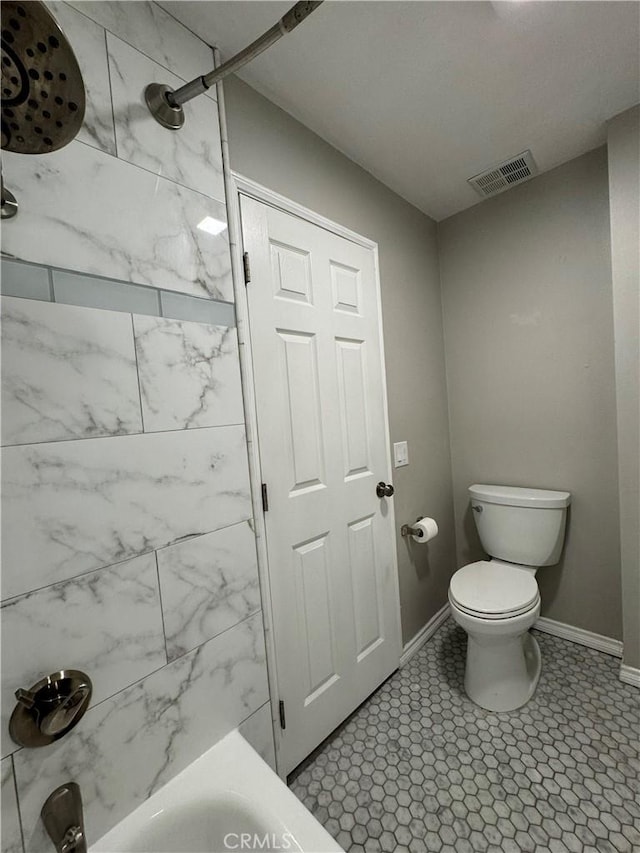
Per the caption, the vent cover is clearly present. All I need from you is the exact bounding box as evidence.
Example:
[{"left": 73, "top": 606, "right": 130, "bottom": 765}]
[{"left": 468, "top": 150, "right": 538, "bottom": 198}]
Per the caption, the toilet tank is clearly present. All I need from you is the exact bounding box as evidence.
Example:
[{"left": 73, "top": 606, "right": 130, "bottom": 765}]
[{"left": 469, "top": 484, "right": 571, "bottom": 567}]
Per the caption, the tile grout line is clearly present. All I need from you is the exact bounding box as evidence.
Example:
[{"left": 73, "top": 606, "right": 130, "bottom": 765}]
[
  {"left": 155, "top": 1, "right": 217, "bottom": 59},
  {"left": 1, "top": 419, "right": 246, "bottom": 449},
  {"left": 153, "top": 550, "right": 171, "bottom": 667},
  {"left": 73, "top": 135, "right": 226, "bottom": 207},
  {"left": 156, "top": 607, "right": 264, "bottom": 670},
  {"left": 129, "top": 313, "right": 147, "bottom": 434},
  {"left": 10, "top": 753, "right": 27, "bottom": 853},
  {"left": 0, "top": 516, "right": 253, "bottom": 606},
  {"left": 103, "top": 26, "right": 119, "bottom": 161}
]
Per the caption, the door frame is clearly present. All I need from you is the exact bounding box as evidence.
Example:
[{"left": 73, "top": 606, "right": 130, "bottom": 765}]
[{"left": 228, "top": 172, "right": 402, "bottom": 777}]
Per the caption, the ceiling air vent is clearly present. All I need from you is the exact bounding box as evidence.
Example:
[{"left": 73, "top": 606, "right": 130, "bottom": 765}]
[{"left": 468, "top": 150, "right": 538, "bottom": 198}]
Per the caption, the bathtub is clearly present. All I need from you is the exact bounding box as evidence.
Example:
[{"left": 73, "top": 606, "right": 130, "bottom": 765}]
[{"left": 90, "top": 730, "right": 342, "bottom": 853}]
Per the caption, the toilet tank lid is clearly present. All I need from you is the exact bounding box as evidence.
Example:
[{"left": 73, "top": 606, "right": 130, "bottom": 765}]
[{"left": 469, "top": 484, "right": 571, "bottom": 509}]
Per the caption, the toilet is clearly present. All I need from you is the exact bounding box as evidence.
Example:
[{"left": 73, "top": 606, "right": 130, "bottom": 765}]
[{"left": 448, "top": 484, "right": 571, "bottom": 712}]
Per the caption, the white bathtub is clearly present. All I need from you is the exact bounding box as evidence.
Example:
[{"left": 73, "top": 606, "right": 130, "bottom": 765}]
[{"left": 90, "top": 730, "right": 342, "bottom": 853}]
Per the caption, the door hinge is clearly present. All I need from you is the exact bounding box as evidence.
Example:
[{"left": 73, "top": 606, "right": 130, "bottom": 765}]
[
  {"left": 261, "top": 483, "right": 269, "bottom": 512},
  {"left": 279, "top": 700, "right": 286, "bottom": 730},
  {"left": 242, "top": 251, "right": 251, "bottom": 284}
]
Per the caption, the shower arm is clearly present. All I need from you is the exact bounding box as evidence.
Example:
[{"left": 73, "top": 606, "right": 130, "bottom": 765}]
[{"left": 145, "top": 0, "right": 323, "bottom": 130}]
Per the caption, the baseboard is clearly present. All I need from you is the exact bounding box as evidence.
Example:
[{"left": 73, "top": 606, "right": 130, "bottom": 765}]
[
  {"left": 400, "top": 603, "right": 450, "bottom": 667},
  {"left": 619, "top": 664, "right": 640, "bottom": 688},
  {"left": 534, "top": 616, "right": 623, "bottom": 658},
  {"left": 402, "top": 608, "right": 630, "bottom": 677}
]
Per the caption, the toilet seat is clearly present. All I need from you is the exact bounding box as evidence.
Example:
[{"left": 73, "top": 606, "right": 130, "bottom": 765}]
[{"left": 449, "top": 561, "right": 540, "bottom": 620}]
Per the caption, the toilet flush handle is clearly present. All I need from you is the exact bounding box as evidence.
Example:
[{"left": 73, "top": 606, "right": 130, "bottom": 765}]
[{"left": 472, "top": 505, "right": 483, "bottom": 513}]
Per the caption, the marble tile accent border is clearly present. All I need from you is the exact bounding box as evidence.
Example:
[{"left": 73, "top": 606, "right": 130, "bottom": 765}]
[
  {"left": 1, "top": 297, "right": 142, "bottom": 446},
  {"left": 52, "top": 269, "right": 161, "bottom": 317},
  {"left": 14, "top": 612, "right": 268, "bottom": 852},
  {"left": 0, "top": 260, "right": 51, "bottom": 302},
  {"left": 1, "top": 757, "right": 23, "bottom": 853},
  {"left": 0, "top": 553, "right": 166, "bottom": 759},
  {"left": 1, "top": 141, "right": 233, "bottom": 301},
  {"left": 157, "top": 521, "right": 260, "bottom": 661},
  {"left": 2, "top": 425, "right": 251, "bottom": 600},
  {"left": 133, "top": 315, "right": 244, "bottom": 433},
  {"left": 0, "top": 260, "right": 236, "bottom": 327},
  {"left": 159, "top": 290, "right": 235, "bottom": 327}
]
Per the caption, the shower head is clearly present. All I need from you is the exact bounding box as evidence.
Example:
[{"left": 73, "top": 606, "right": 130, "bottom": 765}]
[{"left": 1, "top": 0, "right": 86, "bottom": 155}]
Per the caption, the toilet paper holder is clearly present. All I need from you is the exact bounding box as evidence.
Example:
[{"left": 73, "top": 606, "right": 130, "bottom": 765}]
[{"left": 401, "top": 517, "right": 425, "bottom": 538}]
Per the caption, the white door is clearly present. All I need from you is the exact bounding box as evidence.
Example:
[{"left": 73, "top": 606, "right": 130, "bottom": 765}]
[{"left": 240, "top": 196, "right": 401, "bottom": 775}]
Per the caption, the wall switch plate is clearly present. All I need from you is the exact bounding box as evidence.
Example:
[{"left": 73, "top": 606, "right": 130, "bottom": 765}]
[{"left": 393, "top": 441, "right": 409, "bottom": 468}]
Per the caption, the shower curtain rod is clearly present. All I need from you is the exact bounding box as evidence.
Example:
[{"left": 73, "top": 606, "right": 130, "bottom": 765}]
[{"left": 145, "top": 0, "right": 324, "bottom": 130}]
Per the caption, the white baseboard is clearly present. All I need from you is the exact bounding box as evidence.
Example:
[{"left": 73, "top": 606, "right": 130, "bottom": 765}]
[
  {"left": 619, "top": 664, "right": 640, "bottom": 688},
  {"left": 402, "top": 608, "right": 633, "bottom": 682},
  {"left": 534, "top": 616, "right": 623, "bottom": 658},
  {"left": 400, "top": 603, "right": 450, "bottom": 667}
]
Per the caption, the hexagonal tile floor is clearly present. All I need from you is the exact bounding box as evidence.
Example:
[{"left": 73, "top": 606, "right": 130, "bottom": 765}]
[{"left": 289, "top": 619, "right": 639, "bottom": 853}]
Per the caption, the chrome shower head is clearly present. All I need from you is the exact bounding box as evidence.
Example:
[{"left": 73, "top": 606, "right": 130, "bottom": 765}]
[{"left": 1, "top": 0, "right": 86, "bottom": 154}]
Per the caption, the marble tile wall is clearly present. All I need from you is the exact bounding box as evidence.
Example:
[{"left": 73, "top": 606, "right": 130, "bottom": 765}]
[
  {"left": 1, "top": 143, "right": 232, "bottom": 300},
  {"left": 133, "top": 314, "right": 245, "bottom": 432},
  {"left": 107, "top": 33, "right": 225, "bottom": 197},
  {"left": 0, "top": 285, "right": 274, "bottom": 851},
  {"left": 0, "top": 4, "right": 275, "bottom": 852},
  {"left": 1, "top": 758, "right": 22, "bottom": 853},
  {"left": 1, "top": 296, "right": 142, "bottom": 445},
  {"left": 1, "top": 1, "right": 232, "bottom": 301},
  {"left": 46, "top": 1, "right": 117, "bottom": 155},
  {"left": 15, "top": 613, "right": 269, "bottom": 852},
  {"left": 156, "top": 521, "right": 261, "bottom": 661},
  {"left": 1, "top": 553, "right": 166, "bottom": 758},
  {"left": 0, "top": 287, "right": 275, "bottom": 850},
  {"left": 3, "top": 421, "right": 251, "bottom": 597}
]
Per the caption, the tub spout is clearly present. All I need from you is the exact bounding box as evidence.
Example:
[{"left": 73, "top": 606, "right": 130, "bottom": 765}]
[{"left": 41, "top": 783, "right": 87, "bottom": 853}]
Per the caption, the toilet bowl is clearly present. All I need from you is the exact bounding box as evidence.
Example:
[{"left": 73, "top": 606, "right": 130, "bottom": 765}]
[
  {"left": 449, "top": 484, "right": 570, "bottom": 712},
  {"left": 449, "top": 560, "right": 542, "bottom": 711}
]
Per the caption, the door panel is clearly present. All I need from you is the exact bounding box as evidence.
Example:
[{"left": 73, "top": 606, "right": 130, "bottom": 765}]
[
  {"left": 292, "top": 532, "right": 339, "bottom": 702},
  {"left": 277, "top": 329, "right": 326, "bottom": 494},
  {"left": 241, "top": 196, "right": 401, "bottom": 774},
  {"left": 335, "top": 337, "right": 372, "bottom": 480},
  {"left": 271, "top": 240, "right": 313, "bottom": 305},
  {"left": 331, "top": 261, "right": 362, "bottom": 315},
  {"left": 347, "top": 514, "right": 384, "bottom": 659}
]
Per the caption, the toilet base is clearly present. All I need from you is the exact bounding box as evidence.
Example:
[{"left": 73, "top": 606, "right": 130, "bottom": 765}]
[{"left": 465, "top": 629, "right": 541, "bottom": 712}]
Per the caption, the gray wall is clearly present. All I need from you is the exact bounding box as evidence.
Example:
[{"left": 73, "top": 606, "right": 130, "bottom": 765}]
[
  {"left": 224, "top": 76, "right": 456, "bottom": 644},
  {"left": 438, "top": 148, "right": 622, "bottom": 639},
  {"left": 607, "top": 106, "right": 640, "bottom": 668}
]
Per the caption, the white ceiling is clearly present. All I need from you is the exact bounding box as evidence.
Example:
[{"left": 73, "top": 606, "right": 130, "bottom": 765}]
[{"left": 163, "top": 1, "right": 640, "bottom": 221}]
